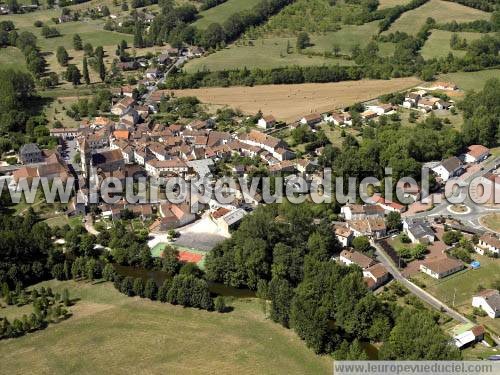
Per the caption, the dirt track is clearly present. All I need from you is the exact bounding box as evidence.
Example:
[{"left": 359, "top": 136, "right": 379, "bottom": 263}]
[{"left": 172, "top": 77, "right": 421, "bottom": 122}]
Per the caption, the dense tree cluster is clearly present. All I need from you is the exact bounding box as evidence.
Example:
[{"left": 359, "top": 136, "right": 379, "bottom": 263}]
[
  {"left": 205, "top": 203, "right": 461, "bottom": 359},
  {"left": 460, "top": 78, "right": 500, "bottom": 148},
  {"left": 441, "top": 0, "right": 497, "bottom": 12}
]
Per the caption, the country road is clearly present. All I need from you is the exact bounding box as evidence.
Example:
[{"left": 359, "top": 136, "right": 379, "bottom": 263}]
[{"left": 372, "top": 240, "right": 471, "bottom": 324}]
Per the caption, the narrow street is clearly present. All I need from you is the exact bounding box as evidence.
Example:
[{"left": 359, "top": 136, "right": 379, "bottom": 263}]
[{"left": 372, "top": 241, "right": 472, "bottom": 324}]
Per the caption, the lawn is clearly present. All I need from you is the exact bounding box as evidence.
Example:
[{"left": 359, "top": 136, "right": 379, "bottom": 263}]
[
  {"left": 43, "top": 96, "right": 83, "bottom": 128},
  {"left": 385, "top": 0, "right": 491, "bottom": 35},
  {"left": 480, "top": 213, "right": 500, "bottom": 233},
  {"left": 192, "top": 0, "right": 262, "bottom": 29},
  {"left": 318, "top": 124, "right": 361, "bottom": 149},
  {"left": 438, "top": 69, "right": 500, "bottom": 92},
  {"left": 421, "top": 30, "right": 490, "bottom": 60},
  {"left": 411, "top": 254, "right": 500, "bottom": 321},
  {"left": 412, "top": 254, "right": 500, "bottom": 306},
  {"left": 0, "top": 280, "right": 332, "bottom": 375},
  {"left": 43, "top": 215, "right": 83, "bottom": 228},
  {"left": 0, "top": 46, "right": 27, "bottom": 71}
]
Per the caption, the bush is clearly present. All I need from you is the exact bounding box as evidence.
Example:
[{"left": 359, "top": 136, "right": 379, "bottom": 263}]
[
  {"left": 214, "top": 296, "right": 227, "bottom": 313},
  {"left": 34, "top": 20, "right": 43, "bottom": 27}
]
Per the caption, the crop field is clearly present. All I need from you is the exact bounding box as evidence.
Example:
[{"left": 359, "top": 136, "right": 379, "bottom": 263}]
[
  {"left": 192, "top": 0, "right": 262, "bottom": 29},
  {"left": 421, "top": 30, "right": 490, "bottom": 60},
  {"left": 385, "top": 0, "right": 491, "bottom": 34},
  {"left": 0, "top": 280, "right": 331, "bottom": 375},
  {"left": 438, "top": 69, "right": 500, "bottom": 91},
  {"left": 172, "top": 77, "right": 421, "bottom": 122}
]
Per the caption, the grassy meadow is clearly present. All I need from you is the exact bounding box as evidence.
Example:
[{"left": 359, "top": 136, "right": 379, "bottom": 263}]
[
  {"left": 421, "top": 30, "right": 491, "bottom": 60},
  {"left": 385, "top": 0, "right": 491, "bottom": 35},
  {"left": 377, "top": 0, "right": 411, "bottom": 9},
  {"left": 0, "top": 280, "right": 332, "bottom": 375},
  {"left": 192, "top": 0, "right": 262, "bottom": 29},
  {"left": 0, "top": 46, "right": 27, "bottom": 71},
  {"left": 438, "top": 69, "right": 500, "bottom": 91}
]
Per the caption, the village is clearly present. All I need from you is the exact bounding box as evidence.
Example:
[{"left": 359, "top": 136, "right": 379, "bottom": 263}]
[{"left": 2, "top": 45, "right": 500, "bottom": 357}]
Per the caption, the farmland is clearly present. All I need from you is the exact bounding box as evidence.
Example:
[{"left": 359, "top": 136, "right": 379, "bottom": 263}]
[
  {"left": 0, "top": 280, "right": 331, "bottom": 375},
  {"left": 385, "top": 0, "right": 491, "bottom": 34},
  {"left": 171, "top": 77, "right": 421, "bottom": 122},
  {"left": 378, "top": 0, "right": 411, "bottom": 9},
  {"left": 192, "top": 0, "right": 262, "bottom": 30}
]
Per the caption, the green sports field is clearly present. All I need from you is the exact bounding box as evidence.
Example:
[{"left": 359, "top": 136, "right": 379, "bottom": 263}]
[{"left": 0, "top": 280, "right": 332, "bottom": 375}]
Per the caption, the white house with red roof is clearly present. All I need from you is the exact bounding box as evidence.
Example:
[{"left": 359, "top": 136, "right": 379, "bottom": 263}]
[{"left": 464, "top": 145, "right": 490, "bottom": 164}]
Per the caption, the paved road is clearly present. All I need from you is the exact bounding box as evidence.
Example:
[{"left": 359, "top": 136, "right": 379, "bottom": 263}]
[
  {"left": 84, "top": 215, "right": 100, "bottom": 236},
  {"left": 373, "top": 240, "right": 471, "bottom": 324}
]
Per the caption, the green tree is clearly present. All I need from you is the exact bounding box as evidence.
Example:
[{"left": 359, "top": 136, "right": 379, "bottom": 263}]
[
  {"left": 380, "top": 310, "right": 461, "bottom": 360},
  {"left": 82, "top": 56, "right": 90, "bottom": 85},
  {"left": 352, "top": 236, "right": 371, "bottom": 253},
  {"left": 73, "top": 33, "right": 83, "bottom": 50},
  {"left": 214, "top": 295, "right": 226, "bottom": 313},
  {"left": 296, "top": 32, "right": 310, "bottom": 50},
  {"left": 144, "top": 278, "right": 157, "bottom": 300}
]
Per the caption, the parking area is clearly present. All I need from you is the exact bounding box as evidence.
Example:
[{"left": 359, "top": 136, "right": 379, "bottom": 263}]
[{"left": 148, "top": 213, "right": 229, "bottom": 252}]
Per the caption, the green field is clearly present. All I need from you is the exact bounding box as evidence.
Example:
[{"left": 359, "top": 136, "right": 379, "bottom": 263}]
[
  {"left": 438, "top": 69, "right": 500, "bottom": 91},
  {"left": 192, "top": 0, "right": 262, "bottom": 29},
  {"left": 480, "top": 213, "right": 500, "bottom": 233},
  {"left": 0, "top": 280, "right": 331, "bottom": 374},
  {"left": 0, "top": 46, "right": 27, "bottom": 71},
  {"left": 305, "top": 21, "right": 395, "bottom": 57},
  {"left": 378, "top": 0, "right": 411, "bottom": 9},
  {"left": 184, "top": 36, "right": 355, "bottom": 72},
  {"left": 421, "top": 30, "right": 490, "bottom": 60},
  {"left": 185, "top": 21, "right": 395, "bottom": 72},
  {"left": 386, "top": 0, "right": 491, "bottom": 34}
]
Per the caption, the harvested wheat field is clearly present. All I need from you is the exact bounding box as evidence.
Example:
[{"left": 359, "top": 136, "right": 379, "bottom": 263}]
[{"left": 172, "top": 77, "right": 421, "bottom": 122}]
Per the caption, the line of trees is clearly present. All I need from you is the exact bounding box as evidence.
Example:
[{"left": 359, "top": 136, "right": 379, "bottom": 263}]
[{"left": 441, "top": 0, "right": 497, "bottom": 12}]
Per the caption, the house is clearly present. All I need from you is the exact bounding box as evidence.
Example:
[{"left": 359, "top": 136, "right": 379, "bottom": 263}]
[
  {"left": 472, "top": 289, "right": 500, "bottom": 318},
  {"left": 13, "top": 152, "right": 71, "bottom": 182},
  {"left": 403, "top": 92, "right": 422, "bottom": 108},
  {"left": 145, "top": 67, "right": 161, "bottom": 80},
  {"left": 157, "top": 54, "right": 172, "bottom": 65},
  {"left": 432, "top": 156, "right": 463, "bottom": 182},
  {"left": 419, "top": 257, "right": 464, "bottom": 279},
  {"left": 475, "top": 233, "right": 500, "bottom": 255},
  {"left": 367, "top": 104, "right": 394, "bottom": 116},
  {"left": 238, "top": 130, "right": 294, "bottom": 161},
  {"left": 465, "top": 145, "right": 490, "bottom": 164},
  {"left": 258, "top": 115, "right": 277, "bottom": 129},
  {"left": 396, "top": 180, "right": 420, "bottom": 202},
  {"left": 334, "top": 224, "right": 353, "bottom": 247},
  {"left": 165, "top": 47, "right": 179, "bottom": 57},
  {"left": 368, "top": 195, "right": 406, "bottom": 214},
  {"left": 417, "top": 98, "right": 435, "bottom": 112},
  {"left": 111, "top": 97, "right": 135, "bottom": 116},
  {"left": 403, "top": 219, "right": 435, "bottom": 244},
  {"left": 450, "top": 323, "right": 485, "bottom": 348},
  {"left": 300, "top": 113, "right": 322, "bottom": 127},
  {"left": 150, "top": 203, "right": 196, "bottom": 231},
  {"left": 326, "top": 112, "right": 352, "bottom": 126},
  {"left": 113, "top": 130, "right": 130, "bottom": 141},
  {"left": 339, "top": 250, "right": 376, "bottom": 269},
  {"left": 49, "top": 128, "right": 81, "bottom": 140},
  {"left": 91, "top": 149, "right": 125, "bottom": 173},
  {"left": 341, "top": 204, "right": 384, "bottom": 221},
  {"left": 361, "top": 110, "right": 377, "bottom": 121},
  {"left": 145, "top": 159, "right": 189, "bottom": 177},
  {"left": 117, "top": 61, "right": 139, "bottom": 71},
  {"left": 217, "top": 208, "right": 247, "bottom": 235},
  {"left": 363, "top": 263, "right": 390, "bottom": 290},
  {"left": 19, "top": 143, "right": 43, "bottom": 164},
  {"left": 430, "top": 81, "right": 458, "bottom": 91}
]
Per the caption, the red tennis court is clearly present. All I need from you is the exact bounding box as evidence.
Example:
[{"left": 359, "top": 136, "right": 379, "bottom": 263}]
[{"left": 178, "top": 251, "right": 203, "bottom": 263}]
